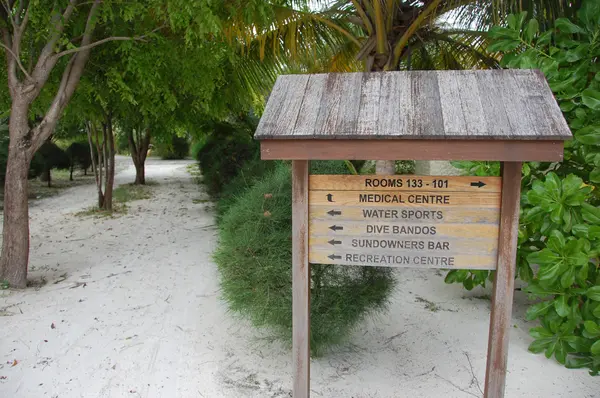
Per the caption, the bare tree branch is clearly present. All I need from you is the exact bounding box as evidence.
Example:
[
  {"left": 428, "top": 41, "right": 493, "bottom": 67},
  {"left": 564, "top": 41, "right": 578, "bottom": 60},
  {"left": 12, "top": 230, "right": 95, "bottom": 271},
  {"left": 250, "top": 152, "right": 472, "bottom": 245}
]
[
  {"left": 55, "top": 36, "right": 136, "bottom": 58},
  {"left": 0, "top": 0, "right": 17, "bottom": 33},
  {"left": 0, "top": 40, "right": 31, "bottom": 80},
  {"left": 1, "top": 27, "right": 18, "bottom": 89},
  {"left": 36, "top": 0, "right": 78, "bottom": 67},
  {"left": 55, "top": 24, "right": 167, "bottom": 58}
]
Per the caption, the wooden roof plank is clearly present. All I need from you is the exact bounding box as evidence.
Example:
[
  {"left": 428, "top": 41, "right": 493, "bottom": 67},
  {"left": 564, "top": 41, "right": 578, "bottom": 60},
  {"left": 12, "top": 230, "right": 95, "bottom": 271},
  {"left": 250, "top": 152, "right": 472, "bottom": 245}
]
[
  {"left": 277, "top": 75, "right": 310, "bottom": 137},
  {"left": 356, "top": 73, "right": 381, "bottom": 136},
  {"left": 437, "top": 71, "right": 468, "bottom": 136},
  {"left": 293, "top": 74, "right": 328, "bottom": 137},
  {"left": 333, "top": 73, "right": 363, "bottom": 136},
  {"left": 503, "top": 71, "right": 539, "bottom": 137},
  {"left": 476, "top": 71, "right": 514, "bottom": 139},
  {"left": 412, "top": 71, "right": 445, "bottom": 137},
  {"left": 379, "top": 71, "right": 413, "bottom": 137},
  {"left": 455, "top": 71, "right": 488, "bottom": 136}
]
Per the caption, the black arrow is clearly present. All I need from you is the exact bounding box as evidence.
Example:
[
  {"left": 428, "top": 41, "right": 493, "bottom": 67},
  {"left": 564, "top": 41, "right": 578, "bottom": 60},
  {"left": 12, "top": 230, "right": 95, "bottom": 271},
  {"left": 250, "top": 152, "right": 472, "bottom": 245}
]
[
  {"left": 328, "top": 239, "right": 342, "bottom": 246},
  {"left": 327, "top": 210, "right": 342, "bottom": 216},
  {"left": 470, "top": 181, "right": 486, "bottom": 188},
  {"left": 328, "top": 254, "right": 342, "bottom": 260},
  {"left": 326, "top": 193, "right": 335, "bottom": 202},
  {"left": 329, "top": 225, "right": 344, "bottom": 231}
]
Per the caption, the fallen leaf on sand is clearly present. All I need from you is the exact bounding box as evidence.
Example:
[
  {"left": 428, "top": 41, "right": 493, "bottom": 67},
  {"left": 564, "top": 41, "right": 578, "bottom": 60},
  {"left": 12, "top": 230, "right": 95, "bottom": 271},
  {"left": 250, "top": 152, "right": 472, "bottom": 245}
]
[{"left": 11, "top": 360, "right": 17, "bottom": 367}]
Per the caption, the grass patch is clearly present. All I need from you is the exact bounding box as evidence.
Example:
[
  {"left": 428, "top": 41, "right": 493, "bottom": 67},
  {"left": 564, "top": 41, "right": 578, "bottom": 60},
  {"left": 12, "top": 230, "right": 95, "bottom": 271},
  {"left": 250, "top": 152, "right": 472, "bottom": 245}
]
[
  {"left": 113, "top": 184, "right": 153, "bottom": 203},
  {"left": 75, "top": 203, "right": 128, "bottom": 218}
]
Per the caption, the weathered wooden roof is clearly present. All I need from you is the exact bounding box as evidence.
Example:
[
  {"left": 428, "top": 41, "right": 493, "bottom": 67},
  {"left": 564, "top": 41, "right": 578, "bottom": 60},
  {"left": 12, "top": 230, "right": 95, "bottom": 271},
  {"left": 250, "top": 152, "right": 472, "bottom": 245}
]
[{"left": 254, "top": 70, "right": 572, "bottom": 141}]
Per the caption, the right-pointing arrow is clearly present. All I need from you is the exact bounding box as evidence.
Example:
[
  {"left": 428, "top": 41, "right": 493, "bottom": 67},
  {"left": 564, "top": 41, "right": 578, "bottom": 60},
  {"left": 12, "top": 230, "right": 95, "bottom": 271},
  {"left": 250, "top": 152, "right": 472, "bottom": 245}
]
[
  {"left": 470, "top": 181, "right": 486, "bottom": 188},
  {"left": 328, "top": 254, "right": 342, "bottom": 260}
]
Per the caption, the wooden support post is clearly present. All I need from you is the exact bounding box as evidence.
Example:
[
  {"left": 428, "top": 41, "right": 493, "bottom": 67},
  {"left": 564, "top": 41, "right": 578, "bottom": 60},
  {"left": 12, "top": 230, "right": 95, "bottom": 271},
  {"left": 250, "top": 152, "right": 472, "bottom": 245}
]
[
  {"left": 484, "top": 161, "right": 522, "bottom": 398},
  {"left": 292, "top": 160, "right": 310, "bottom": 398}
]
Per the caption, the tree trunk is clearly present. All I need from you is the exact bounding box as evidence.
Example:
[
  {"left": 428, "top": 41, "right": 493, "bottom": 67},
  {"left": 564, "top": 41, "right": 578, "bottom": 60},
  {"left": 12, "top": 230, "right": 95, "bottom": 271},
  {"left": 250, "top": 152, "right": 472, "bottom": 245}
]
[
  {"left": 134, "top": 162, "right": 145, "bottom": 185},
  {"left": 376, "top": 160, "right": 395, "bottom": 175},
  {"left": 128, "top": 128, "right": 150, "bottom": 185},
  {"left": 40, "top": 168, "right": 52, "bottom": 187},
  {"left": 102, "top": 115, "right": 115, "bottom": 211},
  {"left": 0, "top": 147, "right": 32, "bottom": 288}
]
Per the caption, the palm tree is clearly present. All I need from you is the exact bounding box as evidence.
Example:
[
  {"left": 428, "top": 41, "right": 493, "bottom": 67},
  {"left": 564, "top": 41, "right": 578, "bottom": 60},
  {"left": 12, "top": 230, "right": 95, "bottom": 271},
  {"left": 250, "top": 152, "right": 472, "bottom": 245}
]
[{"left": 226, "top": 0, "right": 580, "bottom": 173}]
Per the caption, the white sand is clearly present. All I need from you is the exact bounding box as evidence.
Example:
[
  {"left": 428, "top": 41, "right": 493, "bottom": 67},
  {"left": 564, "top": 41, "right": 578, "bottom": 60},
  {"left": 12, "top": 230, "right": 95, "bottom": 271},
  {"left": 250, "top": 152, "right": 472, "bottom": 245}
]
[{"left": 0, "top": 157, "right": 597, "bottom": 398}]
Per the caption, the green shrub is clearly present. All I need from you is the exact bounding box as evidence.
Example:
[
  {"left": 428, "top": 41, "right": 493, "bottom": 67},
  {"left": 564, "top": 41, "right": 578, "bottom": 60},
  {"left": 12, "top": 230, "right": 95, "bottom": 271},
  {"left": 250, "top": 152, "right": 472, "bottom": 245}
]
[
  {"left": 155, "top": 135, "right": 190, "bottom": 160},
  {"left": 214, "top": 161, "right": 395, "bottom": 355},
  {"left": 196, "top": 121, "right": 259, "bottom": 196},
  {"left": 447, "top": 6, "right": 600, "bottom": 375},
  {"left": 215, "top": 158, "right": 278, "bottom": 217}
]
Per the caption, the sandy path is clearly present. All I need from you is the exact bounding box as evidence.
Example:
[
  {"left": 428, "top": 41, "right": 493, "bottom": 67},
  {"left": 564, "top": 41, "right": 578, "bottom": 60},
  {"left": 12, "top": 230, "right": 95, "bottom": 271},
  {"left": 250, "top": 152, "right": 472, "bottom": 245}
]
[{"left": 0, "top": 157, "right": 597, "bottom": 398}]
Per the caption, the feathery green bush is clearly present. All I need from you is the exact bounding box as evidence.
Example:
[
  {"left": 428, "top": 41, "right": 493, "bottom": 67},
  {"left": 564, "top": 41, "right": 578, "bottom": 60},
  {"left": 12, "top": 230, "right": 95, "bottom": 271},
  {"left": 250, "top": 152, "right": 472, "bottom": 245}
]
[{"left": 214, "top": 161, "right": 396, "bottom": 355}]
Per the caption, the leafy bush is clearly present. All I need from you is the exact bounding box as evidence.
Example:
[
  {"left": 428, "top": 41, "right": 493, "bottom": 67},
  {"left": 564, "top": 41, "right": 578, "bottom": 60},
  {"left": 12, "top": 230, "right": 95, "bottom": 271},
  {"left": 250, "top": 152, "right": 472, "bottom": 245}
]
[
  {"left": 65, "top": 142, "right": 92, "bottom": 178},
  {"left": 155, "top": 135, "right": 190, "bottom": 160},
  {"left": 447, "top": 5, "right": 600, "bottom": 375},
  {"left": 196, "top": 121, "right": 260, "bottom": 196},
  {"left": 214, "top": 161, "right": 395, "bottom": 355}
]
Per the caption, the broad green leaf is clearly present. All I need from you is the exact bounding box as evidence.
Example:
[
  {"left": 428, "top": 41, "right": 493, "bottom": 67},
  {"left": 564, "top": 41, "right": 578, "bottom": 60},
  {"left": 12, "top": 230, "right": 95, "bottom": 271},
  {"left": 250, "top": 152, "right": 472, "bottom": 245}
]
[
  {"left": 582, "top": 203, "right": 600, "bottom": 224},
  {"left": 555, "top": 18, "right": 585, "bottom": 34},
  {"left": 587, "top": 286, "right": 600, "bottom": 301},
  {"left": 560, "top": 268, "right": 575, "bottom": 288},
  {"left": 561, "top": 174, "right": 583, "bottom": 197},
  {"left": 590, "top": 167, "right": 600, "bottom": 183},
  {"left": 527, "top": 249, "right": 559, "bottom": 266},
  {"left": 530, "top": 326, "right": 554, "bottom": 339},
  {"left": 584, "top": 321, "right": 600, "bottom": 337},
  {"left": 524, "top": 19, "right": 539, "bottom": 42},
  {"left": 524, "top": 284, "right": 559, "bottom": 297},
  {"left": 582, "top": 89, "right": 600, "bottom": 111},
  {"left": 526, "top": 301, "right": 554, "bottom": 320},
  {"left": 575, "top": 125, "right": 600, "bottom": 145},
  {"left": 555, "top": 295, "right": 570, "bottom": 317},
  {"left": 591, "top": 340, "right": 600, "bottom": 356},
  {"left": 487, "top": 40, "right": 521, "bottom": 52},
  {"left": 548, "top": 232, "right": 566, "bottom": 252},
  {"left": 565, "top": 355, "right": 594, "bottom": 369},
  {"left": 563, "top": 335, "right": 591, "bottom": 352},
  {"left": 529, "top": 337, "right": 554, "bottom": 353}
]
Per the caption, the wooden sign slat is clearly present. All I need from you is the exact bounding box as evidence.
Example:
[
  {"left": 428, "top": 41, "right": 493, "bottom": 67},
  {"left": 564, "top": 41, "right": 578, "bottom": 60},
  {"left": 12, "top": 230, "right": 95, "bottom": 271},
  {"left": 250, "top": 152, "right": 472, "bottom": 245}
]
[
  {"left": 309, "top": 175, "right": 501, "bottom": 192},
  {"left": 309, "top": 191, "right": 501, "bottom": 208},
  {"left": 310, "top": 220, "right": 499, "bottom": 240},
  {"left": 309, "top": 236, "right": 497, "bottom": 255},
  {"left": 309, "top": 206, "right": 500, "bottom": 224},
  {"left": 309, "top": 251, "right": 497, "bottom": 270}
]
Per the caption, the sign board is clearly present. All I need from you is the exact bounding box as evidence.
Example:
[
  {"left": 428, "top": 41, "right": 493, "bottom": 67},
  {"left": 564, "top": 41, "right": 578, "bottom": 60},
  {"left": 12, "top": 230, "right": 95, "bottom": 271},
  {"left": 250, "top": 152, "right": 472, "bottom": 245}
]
[
  {"left": 254, "top": 70, "right": 572, "bottom": 398},
  {"left": 309, "top": 175, "right": 501, "bottom": 269}
]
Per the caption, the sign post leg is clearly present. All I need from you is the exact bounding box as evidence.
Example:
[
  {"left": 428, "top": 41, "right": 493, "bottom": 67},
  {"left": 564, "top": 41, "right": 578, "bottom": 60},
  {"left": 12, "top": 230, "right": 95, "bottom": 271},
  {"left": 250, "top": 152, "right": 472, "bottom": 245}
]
[
  {"left": 292, "top": 160, "right": 310, "bottom": 398},
  {"left": 484, "top": 161, "right": 522, "bottom": 398}
]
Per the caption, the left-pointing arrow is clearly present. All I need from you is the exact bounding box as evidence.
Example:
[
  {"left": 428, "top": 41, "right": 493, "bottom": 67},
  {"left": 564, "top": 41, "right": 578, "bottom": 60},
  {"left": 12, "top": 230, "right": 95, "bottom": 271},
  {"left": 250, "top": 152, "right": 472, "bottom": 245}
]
[
  {"left": 327, "top": 210, "right": 342, "bottom": 216},
  {"left": 329, "top": 225, "right": 344, "bottom": 231},
  {"left": 328, "top": 239, "right": 342, "bottom": 246},
  {"left": 328, "top": 254, "right": 342, "bottom": 260}
]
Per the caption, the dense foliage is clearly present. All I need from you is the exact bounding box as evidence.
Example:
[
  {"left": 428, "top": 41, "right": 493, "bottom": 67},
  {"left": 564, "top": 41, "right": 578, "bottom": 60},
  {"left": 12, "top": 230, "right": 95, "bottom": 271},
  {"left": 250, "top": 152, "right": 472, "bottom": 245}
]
[
  {"left": 155, "top": 135, "right": 191, "bottom": 160},
  {"left": 446, "top": 4, "right": 600, "bottom": 375},
  {"left": 195, "top": 120, "right": 260, "bottom": 196},
  {"left": 214, "top": 161, "right": 395, "bottom": 355}
]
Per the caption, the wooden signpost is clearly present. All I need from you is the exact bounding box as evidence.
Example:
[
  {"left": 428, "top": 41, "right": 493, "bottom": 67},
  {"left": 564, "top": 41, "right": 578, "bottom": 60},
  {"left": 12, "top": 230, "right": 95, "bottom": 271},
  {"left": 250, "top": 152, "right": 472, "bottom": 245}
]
[{"left": 254, "top": 70, "right": 572, "bottom": 398}]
